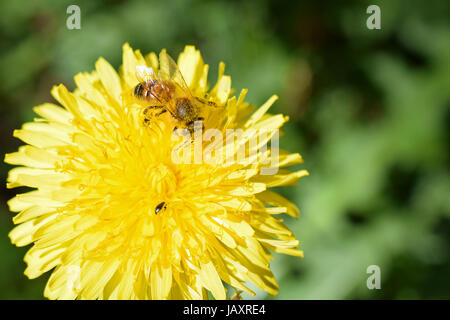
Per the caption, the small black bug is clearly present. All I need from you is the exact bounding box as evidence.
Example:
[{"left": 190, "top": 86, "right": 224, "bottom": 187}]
[{"left": 155, "top": 202, "right": 167, "bottom": 214}]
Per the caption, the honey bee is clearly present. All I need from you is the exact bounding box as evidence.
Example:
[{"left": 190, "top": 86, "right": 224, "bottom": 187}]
[{"left": 133, "top": 51, "right": 222, "bottom": 135}]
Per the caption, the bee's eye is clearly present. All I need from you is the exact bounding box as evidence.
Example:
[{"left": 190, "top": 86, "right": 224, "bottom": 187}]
[
  {"left": 155, "top": 202, "right": 166, "bottom": 214},
  {"left": 176, "top": 102, "right": 186, "bottom": 117}
]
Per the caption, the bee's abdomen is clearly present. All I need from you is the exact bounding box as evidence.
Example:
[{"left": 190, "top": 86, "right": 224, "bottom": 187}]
[
  {"left": 134, "top": 82, "right": 145, "bottom": 97},
  {"left": 134, "top": 81, "right": 155, "bottom": 100},
  {"left": 152, "top": 81, "right": 173, "bottom": 101},
  {"left": 134, "top": 81, "right": 174, "bottom": 102}
]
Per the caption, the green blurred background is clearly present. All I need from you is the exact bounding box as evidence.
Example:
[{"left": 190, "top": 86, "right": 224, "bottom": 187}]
[{"left": 1, "top": 0, "right": 449, "bottom": 299}]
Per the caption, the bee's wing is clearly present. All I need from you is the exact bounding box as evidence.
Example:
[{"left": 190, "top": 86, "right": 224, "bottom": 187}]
[
  {"left": 135, "top": 65, "right": 156, "bottom": 83},
  {"left": 158, "top": 50, "right": 194, "bottom": 98}
]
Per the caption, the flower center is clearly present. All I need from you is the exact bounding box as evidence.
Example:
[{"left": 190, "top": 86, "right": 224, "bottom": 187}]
[{"left": 145, "top": 162, "right": 177, "bottom": 201}]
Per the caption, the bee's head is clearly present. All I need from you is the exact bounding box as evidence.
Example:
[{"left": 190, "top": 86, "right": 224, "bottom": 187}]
[{"left": 175, "top": 98, "right": 194, "bottom": 120}]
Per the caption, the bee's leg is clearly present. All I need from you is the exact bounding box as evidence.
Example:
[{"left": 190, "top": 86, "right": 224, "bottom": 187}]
[
  {"left": 143, "top": 106, "right": 165, "bottom": 126},
  {"left": 155, "top": 109, "right": 167, "bottom": 117},
  {"left": 173, "top": 125, "right": 189, "bottom": 137},
  {"left": 143, "top": 105, "right": 164, "bottom": 116},
  {"left": 173, "top": 126, "right": 193, "bottom": 147},
  {"left": 188, "top": 127, "right": 196, "bottom": 143},
  {"left": 186, "top": 119, "right": 204, "bottom": 143},
  {"left": 195, "top": 97, "right": 220, "bottom": 108},
  {"left": 187, "top": 117, "right": 205, "bottom": 131}
]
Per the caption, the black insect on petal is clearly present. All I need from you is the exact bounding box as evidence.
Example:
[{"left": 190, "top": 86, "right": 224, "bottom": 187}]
[{"left": 155, "top": 202, "right": 166, "bottom": 214}]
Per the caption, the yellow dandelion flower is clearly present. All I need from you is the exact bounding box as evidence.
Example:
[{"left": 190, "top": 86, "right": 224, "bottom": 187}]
[{"left": 5, "top": 44, "right": 308, "bottom": 300}]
